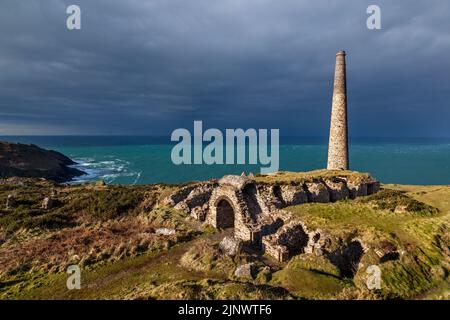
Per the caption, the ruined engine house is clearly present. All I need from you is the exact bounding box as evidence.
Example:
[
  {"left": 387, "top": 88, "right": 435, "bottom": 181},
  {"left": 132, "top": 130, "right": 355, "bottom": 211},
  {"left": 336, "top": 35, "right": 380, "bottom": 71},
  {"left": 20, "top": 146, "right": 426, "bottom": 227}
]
[{"left": 166, "top": 171, "right": 379, "bottom": 262}]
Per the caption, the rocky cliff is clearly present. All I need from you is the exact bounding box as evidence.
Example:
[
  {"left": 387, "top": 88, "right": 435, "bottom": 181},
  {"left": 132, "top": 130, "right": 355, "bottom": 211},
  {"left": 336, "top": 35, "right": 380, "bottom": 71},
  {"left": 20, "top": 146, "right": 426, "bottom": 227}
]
[{"left": 0, "top": 141, "right": 85, "bottom": 182}]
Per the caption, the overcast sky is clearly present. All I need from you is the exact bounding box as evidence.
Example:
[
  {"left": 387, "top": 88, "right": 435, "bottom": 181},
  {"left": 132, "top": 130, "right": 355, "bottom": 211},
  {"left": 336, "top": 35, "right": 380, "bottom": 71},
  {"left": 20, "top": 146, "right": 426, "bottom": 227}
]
[{"left": 0, "top": 0, "right": 449, "bottom": 136}]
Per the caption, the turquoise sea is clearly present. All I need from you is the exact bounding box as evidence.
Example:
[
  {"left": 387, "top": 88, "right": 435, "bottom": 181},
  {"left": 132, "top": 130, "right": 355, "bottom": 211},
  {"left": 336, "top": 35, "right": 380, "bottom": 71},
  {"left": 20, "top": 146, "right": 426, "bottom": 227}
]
[{"left": 1, "top": 136, "right": 450, "bottom": 185}]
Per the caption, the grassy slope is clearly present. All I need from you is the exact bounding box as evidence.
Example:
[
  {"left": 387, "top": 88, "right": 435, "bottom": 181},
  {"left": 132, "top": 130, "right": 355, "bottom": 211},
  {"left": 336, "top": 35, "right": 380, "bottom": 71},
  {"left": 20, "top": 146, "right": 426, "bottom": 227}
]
[
  {"left": 2, "top": 231, "right": 290, "bottom": 300},
  {"left": 3, "top": 236, "right": 213, "bottom": 300},
  {"left": 0, "top": 179, "right": 449, "bottom": 300},
  {"left": 278, "top": 184, "right": 449, "bottom": 299},
  {"left": 270, "top": 258, "right": 349, "bottom": 299}
]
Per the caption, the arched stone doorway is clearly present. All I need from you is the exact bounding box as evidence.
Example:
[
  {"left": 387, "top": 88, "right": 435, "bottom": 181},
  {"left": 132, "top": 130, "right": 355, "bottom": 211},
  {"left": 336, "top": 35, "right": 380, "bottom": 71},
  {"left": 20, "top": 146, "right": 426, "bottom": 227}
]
[{"left": 215, "top": 198, "right": 235, "bottom": 229}]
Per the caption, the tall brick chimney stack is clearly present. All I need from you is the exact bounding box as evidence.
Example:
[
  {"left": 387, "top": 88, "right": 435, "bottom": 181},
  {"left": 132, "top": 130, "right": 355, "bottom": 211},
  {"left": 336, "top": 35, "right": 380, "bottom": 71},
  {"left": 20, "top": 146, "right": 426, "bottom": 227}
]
[{"left": 327, "top": 50, "right": 349, "bottom": 170}]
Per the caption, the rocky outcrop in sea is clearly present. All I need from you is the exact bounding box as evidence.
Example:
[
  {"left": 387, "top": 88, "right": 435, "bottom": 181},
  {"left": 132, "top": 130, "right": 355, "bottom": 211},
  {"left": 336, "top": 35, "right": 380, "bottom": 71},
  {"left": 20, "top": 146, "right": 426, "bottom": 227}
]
[{"left": 0, "top": 141, "right": 85, "bottom": 183}]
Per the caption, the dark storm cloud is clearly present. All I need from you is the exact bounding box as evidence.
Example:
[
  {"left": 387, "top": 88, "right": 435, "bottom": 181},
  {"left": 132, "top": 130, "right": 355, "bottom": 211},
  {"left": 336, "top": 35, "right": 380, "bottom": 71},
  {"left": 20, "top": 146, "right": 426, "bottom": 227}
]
[{"left": 0, "top": 0, "right": 449, "bottom": 136}]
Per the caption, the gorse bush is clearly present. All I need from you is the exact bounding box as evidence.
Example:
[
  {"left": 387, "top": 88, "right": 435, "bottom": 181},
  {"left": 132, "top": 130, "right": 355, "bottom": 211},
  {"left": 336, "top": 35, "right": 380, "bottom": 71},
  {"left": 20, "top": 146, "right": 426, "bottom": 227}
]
[{"left": 64, "top": 187, "right": 145, "bottom": 219}]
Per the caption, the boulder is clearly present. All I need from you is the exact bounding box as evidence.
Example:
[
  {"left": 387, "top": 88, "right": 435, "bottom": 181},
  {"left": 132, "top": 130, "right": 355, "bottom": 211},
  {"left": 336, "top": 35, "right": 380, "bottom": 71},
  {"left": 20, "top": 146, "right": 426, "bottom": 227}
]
[
  {"left": 41, "top": 197, "right": 54, "bottom": 210},
  {"left": 155, "top": 228, "right": 176, "bottom": 236},
  {"left": 219, "top": 236, "right": 242, "bottom": 257},
  {"left": 234, "top": 263, "right": 254, "bottom": 279}
]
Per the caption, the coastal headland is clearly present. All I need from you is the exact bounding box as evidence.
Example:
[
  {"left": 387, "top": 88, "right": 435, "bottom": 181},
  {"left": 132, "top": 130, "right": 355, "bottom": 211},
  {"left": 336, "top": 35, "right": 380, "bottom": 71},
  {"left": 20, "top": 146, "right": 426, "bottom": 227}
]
[{"left": 0, "top": 141, "right": 85, "bottom": 183}]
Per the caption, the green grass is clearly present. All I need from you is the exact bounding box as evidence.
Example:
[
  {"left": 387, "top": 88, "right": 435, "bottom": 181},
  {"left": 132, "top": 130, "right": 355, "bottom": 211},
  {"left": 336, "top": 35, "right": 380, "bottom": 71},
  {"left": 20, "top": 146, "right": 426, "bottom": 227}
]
[
  {"left": 283, "top": 185, "right": 450, "bottom": 298},
  {"left": 270, "top": 255, "right": 350, "bottom": 299},
  {"left": 358, "top": 189, "right": 438, "bottom": 215}
]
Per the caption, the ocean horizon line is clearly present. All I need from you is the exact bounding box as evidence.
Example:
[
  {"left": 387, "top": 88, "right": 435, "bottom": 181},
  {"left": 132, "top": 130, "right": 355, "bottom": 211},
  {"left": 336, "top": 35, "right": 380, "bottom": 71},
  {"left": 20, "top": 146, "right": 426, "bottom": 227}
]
[{"left": 2, "top": 135, "right": 450, "bottom": 148}]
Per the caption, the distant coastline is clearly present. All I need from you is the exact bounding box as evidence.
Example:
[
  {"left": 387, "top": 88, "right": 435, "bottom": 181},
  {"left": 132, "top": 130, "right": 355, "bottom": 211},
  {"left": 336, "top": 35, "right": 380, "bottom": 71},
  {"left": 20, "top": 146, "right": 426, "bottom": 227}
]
[{"left": 0, "top": 141, "right": 85, "bottom": 183}]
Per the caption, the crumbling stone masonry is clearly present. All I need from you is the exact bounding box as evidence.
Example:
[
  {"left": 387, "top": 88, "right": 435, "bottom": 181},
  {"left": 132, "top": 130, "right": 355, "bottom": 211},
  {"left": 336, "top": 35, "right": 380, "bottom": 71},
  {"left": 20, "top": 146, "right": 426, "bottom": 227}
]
[
  {"left": 167, "top": 172, "right": 380, "bottom": 262},
  {"left": 262, "top": 222, "right": 309, "bottom": 262},
  {"left": 164, "top": 182, "right": 216, "bottom": 221},
  {"left": 207, "top": 175, "right": 266, "bottom": 243}
]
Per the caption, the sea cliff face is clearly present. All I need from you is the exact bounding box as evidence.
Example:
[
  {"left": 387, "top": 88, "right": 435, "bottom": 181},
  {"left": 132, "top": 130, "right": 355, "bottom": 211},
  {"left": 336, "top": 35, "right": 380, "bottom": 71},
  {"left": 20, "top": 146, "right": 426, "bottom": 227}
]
[{"left": 0, "top": 141, "right": 85, "bottom": 183}]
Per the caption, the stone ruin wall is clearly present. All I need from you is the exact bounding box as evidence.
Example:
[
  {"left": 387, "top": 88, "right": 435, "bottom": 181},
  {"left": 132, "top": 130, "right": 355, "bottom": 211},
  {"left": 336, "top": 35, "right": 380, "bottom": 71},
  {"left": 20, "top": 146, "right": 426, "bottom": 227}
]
[{"left": 165, "top": 174, "right": 380, "bottom": 262}]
